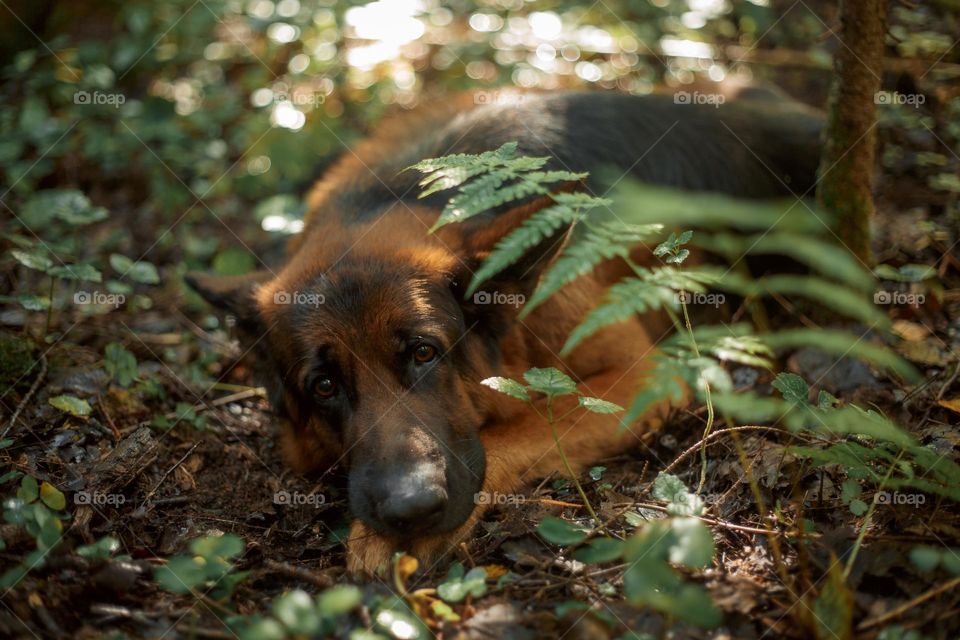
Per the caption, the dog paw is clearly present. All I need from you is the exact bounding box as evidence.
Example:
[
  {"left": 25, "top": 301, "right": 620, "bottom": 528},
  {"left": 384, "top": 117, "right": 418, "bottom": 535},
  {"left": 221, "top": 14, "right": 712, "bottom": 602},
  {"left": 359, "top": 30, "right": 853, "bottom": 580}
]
[
  {"left": 345, "top": 516, "right": 480, "bottom": 576},
  {"left": 345, "top": 520, "right": 397, "bottom": 576}
]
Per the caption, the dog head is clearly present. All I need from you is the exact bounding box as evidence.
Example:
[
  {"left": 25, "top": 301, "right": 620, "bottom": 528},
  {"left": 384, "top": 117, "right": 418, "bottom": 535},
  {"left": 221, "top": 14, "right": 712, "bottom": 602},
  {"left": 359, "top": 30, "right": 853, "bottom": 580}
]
[{"left": 186, "top": 199, "right": 571, "bottom": 540}]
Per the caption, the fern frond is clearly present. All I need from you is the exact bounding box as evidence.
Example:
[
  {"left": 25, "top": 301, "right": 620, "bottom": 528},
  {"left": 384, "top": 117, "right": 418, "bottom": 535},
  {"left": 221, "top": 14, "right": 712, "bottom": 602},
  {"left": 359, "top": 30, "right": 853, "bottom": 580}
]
[
  {"left": 467, "top": 192, "right": 605, "bottom": 294},
  {"left": 699, "top": 232, "right": 874, "bottom": 291},
  {"left": 760, "top": 329, "right": 920, "bottom": 381},
  {"left": 521, "top": 221, "right": 664, "bottom": 316},
  {"left": 561, "top": 273, "right": 679, "bottom": 355},
  {"left": 410, "top": 142, "right": 587, "bottom": 230},
  {"left": 611, "top": 181, "right": 828, "bottom": 233},
  {"left": 706, "top": 270, "right": 890, "bottom": 329}
]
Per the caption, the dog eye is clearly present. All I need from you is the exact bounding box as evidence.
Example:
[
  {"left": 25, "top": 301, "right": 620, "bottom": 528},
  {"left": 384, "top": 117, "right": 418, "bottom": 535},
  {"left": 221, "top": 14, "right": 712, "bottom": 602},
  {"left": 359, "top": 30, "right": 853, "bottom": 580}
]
[
  {"left": 313, "top": 377, "right": 337, "bottom": 399},
  {"left": 412, "top": 343, "right": 438, "bottom": 364}
]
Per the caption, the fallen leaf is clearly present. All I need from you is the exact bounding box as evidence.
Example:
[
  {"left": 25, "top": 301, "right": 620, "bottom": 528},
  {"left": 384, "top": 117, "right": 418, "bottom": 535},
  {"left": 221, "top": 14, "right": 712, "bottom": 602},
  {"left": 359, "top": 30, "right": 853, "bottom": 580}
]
[
  {"left": 892, "top": 320, "right": 929, "bottom": 341},
  {"left": 938, "top": 398, "right": 960, "bottom": 415}
]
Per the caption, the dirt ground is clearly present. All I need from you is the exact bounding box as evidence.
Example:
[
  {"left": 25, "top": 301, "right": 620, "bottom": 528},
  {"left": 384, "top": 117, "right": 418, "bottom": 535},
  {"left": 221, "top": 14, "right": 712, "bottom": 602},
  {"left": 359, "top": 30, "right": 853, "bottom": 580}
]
[{"left": 2, "top": 95, "right": 960, "bottom": 640}]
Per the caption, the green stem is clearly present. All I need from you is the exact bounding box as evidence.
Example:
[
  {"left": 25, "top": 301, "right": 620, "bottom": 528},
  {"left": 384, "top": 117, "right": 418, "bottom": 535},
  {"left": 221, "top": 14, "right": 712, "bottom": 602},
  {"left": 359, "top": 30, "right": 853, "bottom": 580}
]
[
  {"left": 44, "top": 276, "right": 55, "bottom": 338},
  {"left": 679, "top": 295, "right": 714, "bottom": 496},
  {"left": 546, "top": 398, "right": 603, "bottom": 530},
  {"left": 842, "top": 450, "right": 903, "bottom": 580}
]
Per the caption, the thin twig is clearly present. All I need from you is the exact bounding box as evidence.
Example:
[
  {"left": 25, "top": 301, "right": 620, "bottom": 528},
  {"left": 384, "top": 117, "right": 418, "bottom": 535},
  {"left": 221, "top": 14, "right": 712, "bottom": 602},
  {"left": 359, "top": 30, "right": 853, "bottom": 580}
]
[
  {"left": 138, "top": 441, "right": 201, "bottom": 509},
  {"left": 858, "top": 576, "right": 960, "bottom": 630},
  {"left": 262, "top": 559, "right": 336, "bottom": 589},
  {"left": 2, "top": 353, "right": 47, "bottom": 440},
  {"left": 661, "top": 425, "right": 795, "bottom": 477},
  {"left": 632, "top": 501, "right": 786, "bottom": 536}
]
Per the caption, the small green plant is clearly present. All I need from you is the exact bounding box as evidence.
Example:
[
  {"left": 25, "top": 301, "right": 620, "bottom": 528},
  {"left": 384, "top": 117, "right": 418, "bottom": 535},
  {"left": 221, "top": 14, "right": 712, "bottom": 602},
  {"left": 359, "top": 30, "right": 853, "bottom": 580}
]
[
  {"left": 436, "top": 562, "right": 488, "bottom": 603},
  {"left": 154, "top": 533, "right": 249, "bottom": 601},
  {"left": 483, "top": 367, "right": 623, "bottom": 526},
  {"left": 150, "top": 401, "right": 208, "bottom": 431},
  {"left": 104, "top": 342, "right": 138, "bottom": 387},
  {"left": 483, "top": 367, "right": 720, "bottom": 627},
  {"left": 235, "top": 586, "right": 367, "bottom": 639},
  {"left": 1, "top": 475, "right": 69, "bottom": 587}
]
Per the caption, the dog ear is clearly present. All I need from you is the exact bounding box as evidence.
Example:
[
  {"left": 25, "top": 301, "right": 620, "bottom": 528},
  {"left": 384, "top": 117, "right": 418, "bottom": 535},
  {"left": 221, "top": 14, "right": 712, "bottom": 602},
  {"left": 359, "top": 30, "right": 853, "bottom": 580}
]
[
  {"left": 184, "top": 270, "right": 272, "bottom": 331},
  {"left": 441, "top": 193, "right": 577, "bottom": 323}
]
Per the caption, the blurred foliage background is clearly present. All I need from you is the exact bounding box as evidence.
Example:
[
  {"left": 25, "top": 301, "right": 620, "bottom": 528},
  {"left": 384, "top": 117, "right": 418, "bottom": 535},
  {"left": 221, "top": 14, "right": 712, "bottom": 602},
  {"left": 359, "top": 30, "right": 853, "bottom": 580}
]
[{"left": 1, "top": 0, "right": 958, "bottom": 303}]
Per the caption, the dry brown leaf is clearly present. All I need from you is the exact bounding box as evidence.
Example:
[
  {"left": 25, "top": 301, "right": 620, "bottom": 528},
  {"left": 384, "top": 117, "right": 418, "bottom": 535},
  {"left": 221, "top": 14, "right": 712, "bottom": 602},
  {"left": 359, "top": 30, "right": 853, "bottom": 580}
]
[
  {"left": 892, "top": 319, "right": 929, "bottom": 341},
  {"left": 938, "top": 398, "right": 960, "bottom": 415}
]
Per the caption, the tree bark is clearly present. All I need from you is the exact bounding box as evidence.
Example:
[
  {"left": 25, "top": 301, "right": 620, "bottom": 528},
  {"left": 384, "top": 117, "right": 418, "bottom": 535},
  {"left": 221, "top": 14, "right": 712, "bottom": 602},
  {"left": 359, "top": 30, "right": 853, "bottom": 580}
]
[{"left": 816, "top": 0, "right": 887, "bottom": 265}]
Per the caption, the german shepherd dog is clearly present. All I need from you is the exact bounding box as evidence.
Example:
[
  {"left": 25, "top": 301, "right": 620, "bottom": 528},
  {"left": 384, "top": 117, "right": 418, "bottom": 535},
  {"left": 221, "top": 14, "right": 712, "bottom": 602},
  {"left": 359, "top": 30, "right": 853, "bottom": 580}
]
[{"left": 186, "top": 88, "right": 822, "bottom": 574}]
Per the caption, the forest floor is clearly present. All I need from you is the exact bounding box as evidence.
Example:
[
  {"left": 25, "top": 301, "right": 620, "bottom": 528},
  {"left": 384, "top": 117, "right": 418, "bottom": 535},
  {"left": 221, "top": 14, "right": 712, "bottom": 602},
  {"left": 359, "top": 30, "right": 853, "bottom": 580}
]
[{"left": 2, "top": 99, "right": 960, "bottom": 640}]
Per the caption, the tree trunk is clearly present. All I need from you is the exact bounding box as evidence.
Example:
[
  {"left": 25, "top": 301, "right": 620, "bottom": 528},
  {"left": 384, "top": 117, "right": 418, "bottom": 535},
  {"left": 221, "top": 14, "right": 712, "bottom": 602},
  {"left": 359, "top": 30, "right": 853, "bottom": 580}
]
[{"left": 816, "top": 0, "right": 887, "bottom": 265}]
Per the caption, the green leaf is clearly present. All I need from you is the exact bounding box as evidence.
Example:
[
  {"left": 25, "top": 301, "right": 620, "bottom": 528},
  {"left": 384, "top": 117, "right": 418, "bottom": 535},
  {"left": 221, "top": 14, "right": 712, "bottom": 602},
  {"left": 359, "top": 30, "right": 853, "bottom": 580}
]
[
  {"left": 467, "top": 192, "right": 603, "bottom": 295},
  {"left": 317, "top": 585, "right": 362, "bottom": 616},
  {"left": 49, "top": 394, "right": 92, "bottom": 417},
  {"left": 0, "top": 564, "right": 30, "bottom": 588},
  {"left": 652, "top": 473, "right": 704, "bottom": 516},
  {"left": 537, "top": 516, "right": 588, "bottom": 545},
  {"left": 21, "top": 189, "right": 108, "bottom": 227},
  {"left": 572, "top": 537, "right": 623, "bottom": 564},
  {"left": 273, "top": 590, "right": 322, "bottom": 635},
  {"left": 238, "top": 618, "right": 287, "bottom": 640},
  {"left": 715, "top": 273, "right": 889, "bottom": 330},
  {"left": 909, "top": 547, "right": 941, "bottom": 572},
  {"left": 18, "top": 476, "right": 39, "bottom": 503},
  {"left": 104, "top": 342, "right": 138, "bottom": 387},
  {"left": 430, "top": 599, "right": 460, "bottom": 622},
  {"left": 374, "top": 605, "right": 427, "bottom": 639},
  {"left": 523, "top": 367, "right": 578, "bottom": 398},
  {"left": 840, "top": 478, "right": 862, "bottom": 503},
  {"left": 437, "top": 563, "right": 487, "bottom": 602},
  {"left": 213, "top": 247, "right": 256, "bottom": 276},
  {"left": 48, "top": 263, "right": 102, "bottom": 282},
  {"left": 12, "top": 248, "right": 53, "bottom": 272},
  {"left": 110, "top": 254, "right": 160, "bottom": 284},
  {"left": 702, "top": 232, "right": 874, "bottom": 291},
  {"left": 523, "top": 221, "right": 662, "bottom": 315},
  {"left": 17, "top": 294, "right": 50, "bottom": 311},
  {"left": 480, "top": 377, "right": 530, "bottom": 401},
  {"left": 874, "top": 263, "right": 937, "bottom": 283},
  {"left": 40, "top": 482, "right": 66, "bottom": 511},
  {"left": 191, "top": 533, "right": 245, "bottom": 560},
  {"left": 588, "top": 466, "right": 606, "bottom": 481},
  {"left": 579, "top": 396, "right": 623, "bottom": 414},
  {"left": 668, "top": 518, "right": 714, "bottom": 568},
  {"left": 772, "top": 373, "right": 809, "bottom": 405},
  {"left": 761, "top": 329, "right": 920, "bottom": 382},
  {"left": 813, "top": 559, "right": 854, "bottom": 640},
  {"left": 156, "top": 556, "right": 207, "bottom": 593},
  {"left": 77, "top": 536, "right": 120, "bottom": 559},
  {"left": 562, "top": 274, "right": 681, "bottom": 354}
]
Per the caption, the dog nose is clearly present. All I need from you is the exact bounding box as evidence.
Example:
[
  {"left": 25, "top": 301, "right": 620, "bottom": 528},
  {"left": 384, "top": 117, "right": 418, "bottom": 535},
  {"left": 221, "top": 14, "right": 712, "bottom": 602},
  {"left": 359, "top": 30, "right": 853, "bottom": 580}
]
[
  {"left": 372, "top": 466, "right": 448, "bottom": 533},
  {"left": 378, "top": 486, "right": 447, "bottom": 532}
]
